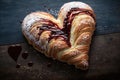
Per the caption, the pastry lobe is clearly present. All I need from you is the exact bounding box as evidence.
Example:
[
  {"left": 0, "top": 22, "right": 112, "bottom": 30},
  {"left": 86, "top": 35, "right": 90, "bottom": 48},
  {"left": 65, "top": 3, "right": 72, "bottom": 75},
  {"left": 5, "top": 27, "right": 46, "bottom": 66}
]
[{"left": 22, "top": 1, "right": 96, "bottom": 70}]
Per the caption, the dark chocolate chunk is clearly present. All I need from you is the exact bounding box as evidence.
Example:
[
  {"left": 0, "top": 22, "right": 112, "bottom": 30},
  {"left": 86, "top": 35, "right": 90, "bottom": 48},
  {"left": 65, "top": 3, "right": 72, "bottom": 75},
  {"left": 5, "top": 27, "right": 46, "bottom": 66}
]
[
  {"left": 16, "top": 63, "right": 21, "bottom": 68},
  {"left": 8, "top": 45, "right": 22, "bottom": 62},
  {"left": 28, "top": 61, "right": 34, "bottom": 67},
  {"left": 22, "top": 51, "right": 29, "bottom": 59}
]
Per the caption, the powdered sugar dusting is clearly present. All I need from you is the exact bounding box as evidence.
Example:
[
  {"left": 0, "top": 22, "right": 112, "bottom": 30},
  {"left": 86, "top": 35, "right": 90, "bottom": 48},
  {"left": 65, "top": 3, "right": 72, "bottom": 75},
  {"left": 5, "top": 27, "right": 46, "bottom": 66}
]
[
  {"left": 59, "top": 1, "right": 93, "bottom": 19},
  {"left": 22, "top": 12, "right": 43, "bottom": 32},
  {"left": 22, "top": 12, "right": 50, "bottom": 51}
]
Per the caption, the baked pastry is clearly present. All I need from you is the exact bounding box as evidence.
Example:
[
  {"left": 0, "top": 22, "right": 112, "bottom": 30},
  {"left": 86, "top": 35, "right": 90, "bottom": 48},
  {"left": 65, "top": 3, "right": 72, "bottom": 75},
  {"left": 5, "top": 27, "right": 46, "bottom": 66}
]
[{"left": 22, "top": 1, "right": 96, "bottom": 70}]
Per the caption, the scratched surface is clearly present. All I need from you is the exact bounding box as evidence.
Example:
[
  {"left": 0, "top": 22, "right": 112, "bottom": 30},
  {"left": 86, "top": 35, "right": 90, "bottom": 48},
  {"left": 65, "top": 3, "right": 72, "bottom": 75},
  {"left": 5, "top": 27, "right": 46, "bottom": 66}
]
[
  {"left": 0, "top": 0, "right": 120, "bottom": 45},
  {"left": 0, "top": 33, "right": 120, "bottom": 80}
]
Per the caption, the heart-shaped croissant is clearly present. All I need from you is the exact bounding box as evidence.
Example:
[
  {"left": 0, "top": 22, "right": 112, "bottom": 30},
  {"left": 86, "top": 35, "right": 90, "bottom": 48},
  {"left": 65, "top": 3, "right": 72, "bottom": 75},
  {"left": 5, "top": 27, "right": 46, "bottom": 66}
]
[{"left": 22, "top": 1, "right": 96, "bottom": 70}]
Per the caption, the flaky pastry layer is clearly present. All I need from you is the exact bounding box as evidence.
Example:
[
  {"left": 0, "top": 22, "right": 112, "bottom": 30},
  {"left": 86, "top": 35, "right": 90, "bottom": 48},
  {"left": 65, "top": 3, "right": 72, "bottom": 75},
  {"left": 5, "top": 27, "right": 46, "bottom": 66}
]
[{"left": 22, "top": 1, "right": 96, "bottom": 70}]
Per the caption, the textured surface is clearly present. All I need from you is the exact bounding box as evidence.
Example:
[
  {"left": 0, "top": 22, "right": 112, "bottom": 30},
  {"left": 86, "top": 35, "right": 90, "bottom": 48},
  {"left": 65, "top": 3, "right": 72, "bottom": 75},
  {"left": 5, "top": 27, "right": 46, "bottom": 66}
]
[
  {"left": 0, "top": 0, "right": 120, "bottom": 79},
  {"left": 22, "top": 2, "right": 96, "bottom": 69},
  {"left": 0, "top": 0, "right": 120, "bottom": 45},
  {"left": 0, "top": 33, "right": 120, "bottom": 80}
]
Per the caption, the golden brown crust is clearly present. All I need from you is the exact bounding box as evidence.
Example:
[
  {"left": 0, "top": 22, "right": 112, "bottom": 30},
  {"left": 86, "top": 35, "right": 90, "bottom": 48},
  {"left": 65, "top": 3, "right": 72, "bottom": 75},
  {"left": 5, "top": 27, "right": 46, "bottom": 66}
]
[{"left": 22, "top": 1, "right": 96, "bottom": 70}]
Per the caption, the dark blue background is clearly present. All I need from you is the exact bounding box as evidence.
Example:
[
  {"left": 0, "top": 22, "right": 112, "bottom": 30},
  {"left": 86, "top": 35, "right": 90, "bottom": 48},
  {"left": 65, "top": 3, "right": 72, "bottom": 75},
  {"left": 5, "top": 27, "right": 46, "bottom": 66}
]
[{"left": 0, "top": 0, "right": 120, "bottom": 45}]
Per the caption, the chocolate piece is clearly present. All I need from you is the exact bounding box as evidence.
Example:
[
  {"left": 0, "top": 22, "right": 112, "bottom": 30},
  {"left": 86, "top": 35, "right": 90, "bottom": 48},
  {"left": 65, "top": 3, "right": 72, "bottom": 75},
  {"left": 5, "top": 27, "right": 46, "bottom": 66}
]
[
  {"left": 16, "top": 63, "right": 21, "bottom": 68},
  {"left": 47, "top": 62, "right": 52, "bottom": 67},
  {"left": 22, "top": 51, "right": 29, "bottom": 59},
  {"left": 8, "top": 45, "right": 22, "bottom": 62},
  {"left": 28, "top": 61, "right": 34, "bottom": 67}
]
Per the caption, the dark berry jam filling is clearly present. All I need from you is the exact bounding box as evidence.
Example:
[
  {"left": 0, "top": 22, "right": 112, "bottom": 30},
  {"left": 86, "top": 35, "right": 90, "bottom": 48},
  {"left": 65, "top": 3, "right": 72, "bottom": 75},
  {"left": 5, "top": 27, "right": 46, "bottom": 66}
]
[{"left": 37, "top": 8, "right": 95, "bottom": 46}]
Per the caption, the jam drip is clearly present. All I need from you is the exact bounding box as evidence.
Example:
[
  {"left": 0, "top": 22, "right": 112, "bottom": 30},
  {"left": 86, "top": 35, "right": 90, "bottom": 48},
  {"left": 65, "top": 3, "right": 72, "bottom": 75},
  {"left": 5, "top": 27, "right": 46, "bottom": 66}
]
[{"left": 37, "top": 8, "right": 95, "bottom": 46}]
